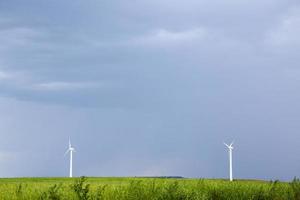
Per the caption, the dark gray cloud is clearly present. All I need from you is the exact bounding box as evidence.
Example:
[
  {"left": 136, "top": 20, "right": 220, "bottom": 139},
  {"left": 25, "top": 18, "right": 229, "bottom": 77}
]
[{"left": 0, "top": 0, "right": 300, "bottom": 180}]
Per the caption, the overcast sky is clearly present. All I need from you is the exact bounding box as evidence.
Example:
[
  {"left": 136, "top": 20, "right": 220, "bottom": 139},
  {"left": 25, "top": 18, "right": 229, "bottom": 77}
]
[{"left": 0, "top": 0, "right": 300, "bottom": 180}]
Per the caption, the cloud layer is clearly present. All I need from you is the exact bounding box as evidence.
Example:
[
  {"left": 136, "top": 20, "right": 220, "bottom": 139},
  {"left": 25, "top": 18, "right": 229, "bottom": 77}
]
[{"left": 0, "top": 0, "right": 299, "bottom": 180}]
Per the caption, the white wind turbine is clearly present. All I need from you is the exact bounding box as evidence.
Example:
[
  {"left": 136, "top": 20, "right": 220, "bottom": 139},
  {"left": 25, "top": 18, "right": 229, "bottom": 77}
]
[
  {"left": 65, "top": 138, "right": 76, "bottom": 178},
  {"left": 224, "top": 141, "right": 234, "bottom": 181}
]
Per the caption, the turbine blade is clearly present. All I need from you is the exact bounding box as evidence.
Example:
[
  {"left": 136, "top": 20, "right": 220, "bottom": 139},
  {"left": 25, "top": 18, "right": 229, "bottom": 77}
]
[
  {"left": 230, "top": 141, "right": 234, "bottom": 147},
  {"left": 224, "top": 142, "right": 230, "bottom": 148},
  {"left": 64, "top": 149, "right": 70, "bottom": 156},
  {"left": 69, "top": 138, "right": 71, "bottom": 148}
]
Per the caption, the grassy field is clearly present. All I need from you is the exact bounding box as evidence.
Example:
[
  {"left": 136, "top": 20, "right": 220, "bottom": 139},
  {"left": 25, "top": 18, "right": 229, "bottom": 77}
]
[{"left": 0, "top": 177, "right": 299, "bottom": 200}]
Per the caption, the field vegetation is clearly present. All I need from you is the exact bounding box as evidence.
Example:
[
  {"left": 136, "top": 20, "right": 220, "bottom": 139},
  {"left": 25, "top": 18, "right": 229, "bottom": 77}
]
[{"left": 0, "top": 176, "right": 300, "bottom": 200}]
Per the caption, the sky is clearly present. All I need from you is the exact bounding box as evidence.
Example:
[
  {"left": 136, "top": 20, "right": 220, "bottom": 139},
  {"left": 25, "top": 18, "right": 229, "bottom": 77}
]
[{"left": 0, "top": 0, "right": 300, "bottom": 180}]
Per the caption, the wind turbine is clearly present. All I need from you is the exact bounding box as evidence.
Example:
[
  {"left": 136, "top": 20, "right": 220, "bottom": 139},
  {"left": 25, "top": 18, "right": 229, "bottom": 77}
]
[
  {"left": 224, "top": 141, "right": 234, "bottom": 181},
  {"left": 65, "top": 138, "right": 76, "bottom": 178}
]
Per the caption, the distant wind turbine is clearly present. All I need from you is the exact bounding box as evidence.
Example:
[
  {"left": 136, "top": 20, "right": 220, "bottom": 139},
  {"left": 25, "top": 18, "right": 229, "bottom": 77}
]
[
  {"left": 65, "top": 138, "right": 76, "bottom": 178},
  {"left": 224, "top": 141, "right": 234, "bottom": 181}
]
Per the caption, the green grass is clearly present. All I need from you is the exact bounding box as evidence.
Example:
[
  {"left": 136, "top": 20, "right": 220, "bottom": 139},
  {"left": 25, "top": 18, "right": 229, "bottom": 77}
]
[{"left": 0, "top": 176, "right": 299, "bottom": 200}]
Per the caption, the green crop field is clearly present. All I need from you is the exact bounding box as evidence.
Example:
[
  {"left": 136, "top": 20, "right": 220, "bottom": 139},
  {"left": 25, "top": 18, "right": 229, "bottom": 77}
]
[{"left": 0, "top": 177, "right": 299, "bottom": 200}]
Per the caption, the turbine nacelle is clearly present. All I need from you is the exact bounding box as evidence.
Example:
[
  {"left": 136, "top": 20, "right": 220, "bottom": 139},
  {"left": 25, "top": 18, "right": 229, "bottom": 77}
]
[
  {"left": 64, "top": 146, "right": 76, "bottom": 156},
  {"left": 69, "top": 147, "right": 75, "bottom": 152},
  {"left": 224, "top": 142, "right": 234, "bottom": 150},
  {"left": 65, "top": 138, "right": 76, "bottom": 154}
]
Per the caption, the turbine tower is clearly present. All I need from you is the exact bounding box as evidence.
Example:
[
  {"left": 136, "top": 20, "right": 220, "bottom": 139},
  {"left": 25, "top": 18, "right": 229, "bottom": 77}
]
[
  {"left": 65, "top": 138, "right": 76, "bottom": 178},
  {"left": 224, "top": 141, "right": 234, "bottom": 181}
]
